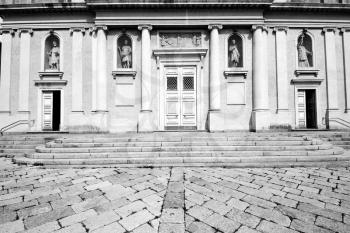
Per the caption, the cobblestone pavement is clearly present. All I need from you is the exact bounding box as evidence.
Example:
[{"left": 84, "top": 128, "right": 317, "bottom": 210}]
[{"left": 1, "top": 158, "right": 350, "bottom": 233}]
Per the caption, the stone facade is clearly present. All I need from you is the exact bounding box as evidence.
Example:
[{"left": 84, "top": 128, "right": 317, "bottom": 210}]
[{"left": 0, "top": 0, "right": 350, "bottom": 132}]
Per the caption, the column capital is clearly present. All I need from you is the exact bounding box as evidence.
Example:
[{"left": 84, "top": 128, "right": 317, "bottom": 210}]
[
  {"left": 252, "top": 25, "right": 268, "bottom": 32},
  {"left": 340, "top": 28, "right": 350, "bottom": 33},
  {"left": 0, "top": 28, "right": 15, "bottom": 36},
  {"left": 69, "top": 27, "right": 86, "bottom": 35},
  {"left": 138, "top": 24, "right": 153, "bottom": 31},
  {"left": 322, "top": 27, "right": 337, "bottom": 33},
  {"left": 273, "top": 26, "right": 288, "bottom": 33},
  {"left": 18, "top": 28, "right": 33, "bottom": 36},
  {"left": 89, "top": 25, "right": 107, "bottom": 34},
  {"left": 208, "top": 24, "right": 223, "bottom": 30}
]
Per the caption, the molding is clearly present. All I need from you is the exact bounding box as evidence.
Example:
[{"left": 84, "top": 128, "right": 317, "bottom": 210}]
[
  {"left": 112, "top": 70, "right": 137, "bottom": 79},
  {"left": 322, "top": 27, "right": 337, "bottom": 33},
  {"left": 208, "top": 24, "right": 223, "bottom": 30},
  {"left": 69, "top": 27, "right": 86, "bottom": 35},
  {"left": 0, "top": 28, "right": 15, "bottom": 36},
  {"left": 38, "top": 71, "right": 64, "bottom": 79},
  {"left": 34, "top": 79, "right": 67, "bottom": 86},
  {"left": 153, "top": 48, "right": 207, "bottom": 56},
  {"left": 138, "top": 24, "right": 153, "bottom": 31},
  {"left": 90, "top": 25, "right": 107, "bottom": 34},
  {"left": 273, "top": 26, "right": 288, "bottom": 33},
  {"left": 224, "top": 70, "right": 248, "bottom": 79},
  {"left": 291, "top": 78, "right": 324, "bottom": 85},
  {"left": 340, "top": 28, "right": 350, "bottom": 33},
  {"left": 252, "top": 25, "right": 268, "bottom": 32},
  {"left": 295, "top": 69, "right": 319, "bottom": 77},
  {"left": 18, "top": 28, "right": 33, "bottom": 36}
]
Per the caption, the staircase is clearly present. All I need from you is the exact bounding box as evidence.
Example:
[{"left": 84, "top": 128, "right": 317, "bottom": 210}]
[
  {"left": 13, "top": 132, "right": 350, "bottom": 168},
  {"left": 0, "top": 134, "right": 60, "bottom": 158}
]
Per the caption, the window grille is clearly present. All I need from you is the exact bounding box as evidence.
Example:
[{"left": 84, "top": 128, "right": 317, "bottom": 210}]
[
  {"left": 167, "top": 76, "right": 177, "bottom": 90},
  {"left": 183, "top": 76, "right": 194, "bottom": 90}
]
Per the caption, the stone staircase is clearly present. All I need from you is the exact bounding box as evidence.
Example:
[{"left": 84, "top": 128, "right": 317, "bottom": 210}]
[
  {"left": 13, "top": 132, "right": 350, "bottom": 167},
  {"left": 0, "top": 134, "right": 66, "bottom": 158}
]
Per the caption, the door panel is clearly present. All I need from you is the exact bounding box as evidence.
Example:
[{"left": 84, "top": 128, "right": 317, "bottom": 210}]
[
  {"left": 42, "top": 92, "right": 53, "bottom": 130},
  {"left": 165, "top": 66, "right": 197, "bottom": 129},
  {"left": 297, "top": 90, "right": 306, "bottom": 128}
]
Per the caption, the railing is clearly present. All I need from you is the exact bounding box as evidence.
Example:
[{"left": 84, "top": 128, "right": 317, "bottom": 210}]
[
  {"left": 328, "top": 118, "right": 350, "bottom": 129},
  {"left": 0, "top": 120, "right": 35, "bottom": 136}
]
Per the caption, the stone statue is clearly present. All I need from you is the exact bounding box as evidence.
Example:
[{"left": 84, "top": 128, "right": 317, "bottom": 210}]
[
  {"left": 118, "top": 39, "right": 132, "bottom": 68},
  {"left": 298, "top": 34, "right": 312, "bottom": 67},
  {"left": 47, "top": 40, "right": 60, "bottom": 70},
  {"left": 229, "top": 39, "right": 240, "bottom": 67}
]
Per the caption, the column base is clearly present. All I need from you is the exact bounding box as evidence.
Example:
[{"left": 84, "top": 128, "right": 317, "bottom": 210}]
[
  {"left": 138, "top": 110, "right": 156, "bottom": 132},
  {"left": 270, "top": 109, "right": 292, "bottom": 131},
  {"left": 208, "top": 111, "right": 225, "bottom": 132},
  {"left": 89, "top": 111, "right": 108, "bottom": 132},
  {"left": 326, "top": 109, "right": 342, "bottom": 130},
  {"left": 251, "top": 110, "right": 270, "bottom": 132}
]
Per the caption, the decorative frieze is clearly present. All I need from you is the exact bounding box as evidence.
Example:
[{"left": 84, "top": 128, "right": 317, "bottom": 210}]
[{"left": 159, "top": 32, "right": 201, "bottom": 48}]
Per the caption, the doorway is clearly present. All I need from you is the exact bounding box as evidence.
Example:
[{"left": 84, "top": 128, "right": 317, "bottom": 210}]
[
  {"left": 164, "top": 66, "right": 197, "bottom": 130},
  {"left": 42, "top": 90, "right": 61, "bottom": 131},
  {"left": 297, "top": 89, "right": 317, "bottom": 129}
]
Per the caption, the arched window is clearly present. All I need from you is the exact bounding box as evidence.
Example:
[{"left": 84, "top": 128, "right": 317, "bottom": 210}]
[
  {"left": 297, "top": 32, "right": 313, "bottom": 68},
  {"left": 117, "top": 34, "right": 132, "bottom": 69},
  {"left": 228, "top": 33, "right": 243, "bottom": 68},
  {"left": 44, "top": 34, "right": 60, "bottom": 71}
]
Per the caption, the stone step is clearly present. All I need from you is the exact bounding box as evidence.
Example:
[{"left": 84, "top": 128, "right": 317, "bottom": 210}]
[
  {"left": 0, "top": 148, "right": 36, "bottom": 153},
  {"left": 46, "top": 140, "right": 319, "bottom": 148},
  {"left": 27, "top": 148, "right": 343, "bottom": 159},
  {"left": 54, "top": 136, "right": 308, "bottom": 143},
  {"left": 0, "top": 144, "right": 38, "bottom": 149},
  {"left": 35, "top": 144, "right": 333, "bottom": 153},
  {"left": 14, "top": 154, "right": 350, "bottom": 167},
  {"left": 0, "top": 140, "right": 45, "bottom": 145}
]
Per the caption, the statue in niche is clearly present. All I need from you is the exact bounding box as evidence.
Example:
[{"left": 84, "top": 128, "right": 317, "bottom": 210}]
[
  {"left": 229, "top": 39, "right": 240, "bottom": 67},
  {"left": 297, "top": 33, "right": 312, "bottom": 67},
  {"left": 118, "top": 36, "right": 132, "bottom": 69},
  {"left": 47, "top": 40, "right": 60, "bottom": 70}
]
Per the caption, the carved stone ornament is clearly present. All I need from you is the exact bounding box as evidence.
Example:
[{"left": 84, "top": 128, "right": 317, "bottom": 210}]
[{"left": 159, "top": 32, "right": 202, "bottom": 48}]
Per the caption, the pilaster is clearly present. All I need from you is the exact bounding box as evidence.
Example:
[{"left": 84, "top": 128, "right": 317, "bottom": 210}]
[
  {"left": 70, "top": 27, "right": 85, "bottom": 112},
  {"left": 342, "top": 28, "right": 350, "bottom": 112},
  {"left": 252, "top": 25, "right": 270, "bottom": 131},
  {"left": 323, "top": 27, "right": 338, "bottom": 113},
  {"left": 0, "top": 29, "right": 15, "bottom": 113},
  {"left": 18, "top": 28, "right": 33, "bottom": 113},
  {"left": 138, "top": 24, "right": 155, "bottom": 131}
]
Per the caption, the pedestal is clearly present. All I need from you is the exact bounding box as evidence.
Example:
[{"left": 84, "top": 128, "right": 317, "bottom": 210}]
[
  {"left": 251, "top": 110, "right": 270, "bottom": 131},
  {"left": 208, "top": 111, "right": 224, "bottom": 132},
  {"left": 138, "top": 111, "right": 156, "bottom": 132}
]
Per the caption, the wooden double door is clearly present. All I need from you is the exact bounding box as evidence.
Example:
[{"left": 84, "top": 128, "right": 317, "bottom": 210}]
[
  {"left": 297, "top": 89, "right": 317, "bottom": 129},
  {"left": 164, "top": 66, "right": 197, "bottom": 130},
  {"left": 42, "top": 91, "right": 61, "bottom": 131}
]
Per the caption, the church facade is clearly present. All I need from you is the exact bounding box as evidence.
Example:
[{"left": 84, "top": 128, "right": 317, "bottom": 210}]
[{"left": 0, "top": 0, "right": 350, "bottom": 133}]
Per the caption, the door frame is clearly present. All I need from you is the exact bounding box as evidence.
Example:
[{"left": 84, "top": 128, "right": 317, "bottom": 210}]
[
  {"left": 294, "top": 86, "right": 319, "bottom": 129},
  {"left": 36, "top": 88, "right": 64, "bottom": 131},
  {"left": 159, "top": 62, "right": 202, "bottom": 131}
]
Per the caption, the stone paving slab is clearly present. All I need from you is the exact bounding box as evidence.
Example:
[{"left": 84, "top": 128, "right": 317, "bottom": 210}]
[{"left": 1, "top": 158, "right": 350, "bottom": 232}]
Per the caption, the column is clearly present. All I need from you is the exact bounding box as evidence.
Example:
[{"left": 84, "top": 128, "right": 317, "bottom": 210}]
[
  {"left": 0, "top": 29, "right": 14, "bottom": 112},
  {"left": 95, "top": 25, "right": 107, "bottom": 112},
  {"left": 208, "top": 24, "right": 222, "bottom": 111},
  {"left": 252, "top": 25, "right": 270, "bottom": 131},
  {"left": 342, "top": 28, "right": 350, "bottom": 112},
  {"left": 324, "top": 27, "right": 338, "bottom": 111},
  {"left": 138, "top": 24, "right": 153, "bottom": 112},
  {"left": 208, "top": 24, "right": 223, "bottom": 131},
  {"left": 274, "top": 27, "right": 289, "bottom": 112},
  {"left": 18, "top": 29, "right": 33, "bottom": 113},
  {"left": 70, "top": 27, "right": 85, "bottom": 112},
  {"left": 137, "top": 25, "right": 155, "bottom": 131}
]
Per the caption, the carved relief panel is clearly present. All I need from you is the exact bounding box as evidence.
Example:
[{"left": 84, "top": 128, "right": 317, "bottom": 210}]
[{"left": 159, "top": 32, "right": 202, "bottom": 48}]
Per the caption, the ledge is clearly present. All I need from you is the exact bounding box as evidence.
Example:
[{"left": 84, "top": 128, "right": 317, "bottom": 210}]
[
  {"left": 224, "top": 70, "right": 248, "bottom": 79},
  {"left": 291, "top": 78, "right": 324, "bottom": 85},
  {"left": 112, "top": 70, "right": 137, "bottom": 79},
  {"left": 153, "top": 48, "right": 207, "bottom": 56},
  {"left": 295, "top": 69, "right": 319, "bottom": 77},
  {"left": 38, "top": 71, "right": 64, "bottom": 79},
  {"left": 34, "top": 80, "right": 68, "bottom": 86}
]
